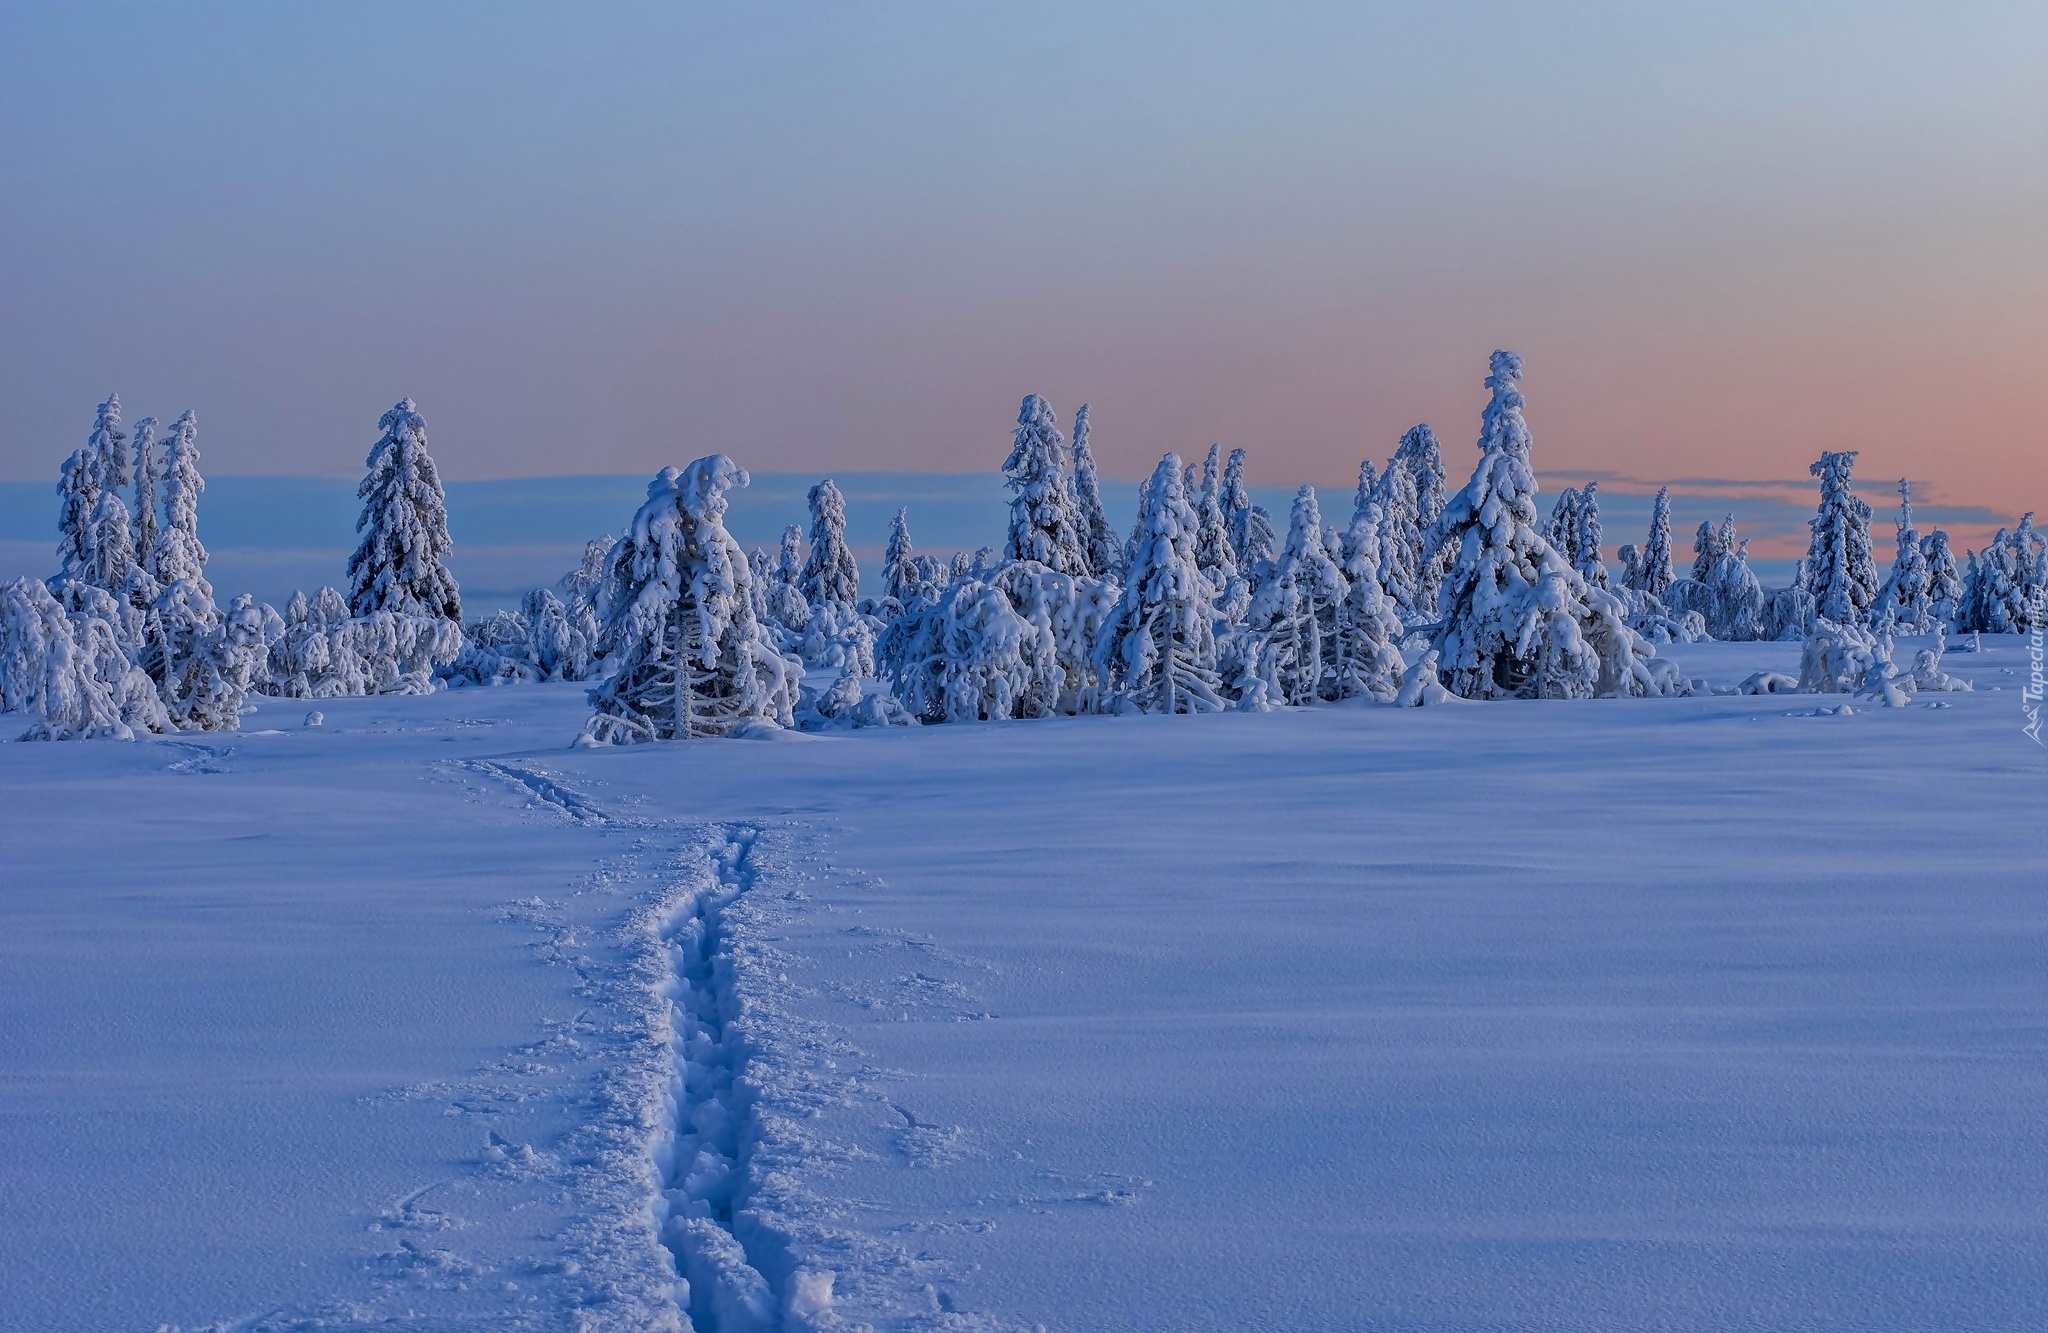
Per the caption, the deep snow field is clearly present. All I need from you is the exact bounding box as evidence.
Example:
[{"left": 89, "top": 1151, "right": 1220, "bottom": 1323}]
[{"left": 4, "top": 634, "right": 2046, "bottom": 1332}]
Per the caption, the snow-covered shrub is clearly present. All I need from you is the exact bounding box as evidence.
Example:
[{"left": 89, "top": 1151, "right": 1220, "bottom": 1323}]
[
  {"left": 583, "top": 457, "right": 800, "bottom": 743},
  {"left": 353, "top": 609, "right": 464, "bottom": 696},
  {"left": 1096, "top": 453, "right": 1225, "bottom": 714},
  {"left": 1764, "top": 586, "right": 1817, "bottom": 641},
  {"left": 1393, "top": 649, "right": 1459, "bottom": 706},
  {"left": 1002, "top": 394, "right": 1088, "bottom": 575},
  {"left": 1738, "top": 670, "right": 1800, "bottom": 695},
  {"left": 158, "top": 592, "right": 269, "bottom": 731},
  {"left": 1070, "top": 403, "right": 1124, "bottom": 580},
  {"left": 989, "top": 561, "right": 1117, "bottom": 713},
  {"left": 348, "top": 399, "right": 460, "bottom": 622},
  {"left": 1796, "top": 450, "right": 1878, "bottom": 626},
  {"left": 1798, "top": 618, "right": 1883, "bottom": 694},
  {"left": 447, "top": 589, "right": 596, "bottom": 687},
  {"left": 1427, "top": 352, "right": 1673, "bottom": 700},
  {"left": 795, "top": 668, "right": 915, "bottom": 730},
  {"left": 797, "top": 596, "right": 876, "bottom": 679},
  {"left": 877, "top": 574, "right": 1058, "bottom": 723},
  {"left": 1910, "top": 628, "right": 1971, "bottom": 692},
  {"left": 1, "top": 577, "right": 168, "bottom": 739}
]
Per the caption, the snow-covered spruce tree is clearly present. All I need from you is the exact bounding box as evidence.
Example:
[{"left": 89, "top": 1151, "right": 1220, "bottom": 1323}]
[
  {"left": 1427, "top": 351, "right": 1674, "bottom": 700},
  {"left": 1571, "top": 482, "right": 1608, "bottom": 588},
  {"left": 798, "top": 478, "right": 861, "bottom": 610},
  {"left": 1873, "top": 479, "right": 1934, "bottom": 632},
  {"left": 1070, "top": 404, "right": 1124, "bottom": 580},
  {"left": 1002, "top": 393, "right": 1088, "bottom": 575},
  {"left": 1958, "top": 514, "right": 2047, "bottom": 633},
  {"left": 1390, "top": 424, "right": 1450, "bottom": 611},
  {"left": 1193, "top": 443, "right": 1239, "bottom": 592},
  {"left": 1368, "top": 455, "right": 1425, "bottom": 625},
  {"left": 763, "top": 524, "right": 811, "bottom": 635},
  {"left": 1542, "top": 486, "right": 1583, "bottom": 568},
  {"left": 1096, "top": 453, "right": 1225, "bottom": 713},
  {"left": 1797, "top": 450, "right": 1878, "bottom": 626},
  {"left": 54, "top": 447, "right": 102, "bottom": 587},
  {"left": 583, "top": 457, "right": 800, "bottom": 742},
  {"left": 883, "top": 507, "right": 918, "bottom": 607},
  {"left": 87, "top": 394, "right": 128, "bottom": 488},
  {"left": 1229, "top": 485, "right": 1349, "bottom": 709},
  {"left": 131, "top": 417, "right": 159, "bottom": 568},
  {"left": 148, "top": 410, "right": 213, "bottom": 604},
  {"left": 1330, "top": 500, "right": 1408, "bottom": 701},
  {"left": 1219, "top": 447, "right": 1272, "bottom": 572},
  {"left": 1922, "top": 527, "right": 1963, "bottom": 628},
  {"left": 1626, "top": 485, "right": 1676, "bottom": 600},
  {"left": 448, "top": 588, "right": 595, "bottom": 687},
  {"left": 558, "top": 534, "right": 612, "bottom": 655},
  {"left": 347, "top": 399, "right": 460, "bottom": 622},
  {"left": 1353, "top": 459, "right": 1378, "bottom": 522}
]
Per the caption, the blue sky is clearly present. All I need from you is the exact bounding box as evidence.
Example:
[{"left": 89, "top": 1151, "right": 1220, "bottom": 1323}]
[{"left": 3, "top": 3, "right": 2042, "bottom": 521}]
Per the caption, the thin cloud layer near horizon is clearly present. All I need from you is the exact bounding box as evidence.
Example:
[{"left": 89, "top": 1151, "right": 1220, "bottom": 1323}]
[{"left": 2, "top": 3, "right": 2043, "bottom": 515}]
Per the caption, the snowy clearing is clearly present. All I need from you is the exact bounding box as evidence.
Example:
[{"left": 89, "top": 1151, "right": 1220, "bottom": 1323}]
[{"left": 3, "top": 635, "right": 2046, "bottom": 1331}]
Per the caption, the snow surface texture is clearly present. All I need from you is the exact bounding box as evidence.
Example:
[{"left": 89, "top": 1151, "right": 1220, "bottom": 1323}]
[{"left": 4, "top": 636, "right": 2048, "bottom": 1331}]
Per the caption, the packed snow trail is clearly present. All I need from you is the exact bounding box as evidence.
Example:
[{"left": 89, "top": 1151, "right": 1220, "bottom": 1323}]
[{"left": 650, "top": 828, "right": 784, "bottom": 1331}]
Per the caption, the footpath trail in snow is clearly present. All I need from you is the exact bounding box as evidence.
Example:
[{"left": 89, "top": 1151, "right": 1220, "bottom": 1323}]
[{"left": 4, "top": 635, "right": 2047, "bottom": 1330}]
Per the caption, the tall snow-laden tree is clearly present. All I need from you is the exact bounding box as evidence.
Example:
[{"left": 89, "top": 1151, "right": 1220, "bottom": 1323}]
[
  {"left": 1353, "top": 459, "right": 1378, "bottom": 522},
  {"left": 1069, "top": 404, "right": 1123, "bottom": 580},
  {"left": 798, "top": 478, "right": 860, "bottom": 610},
  {"left": 87, "top": 394, "right": 128, "bottom": 490},
  {"left": 131, "top": 417, "right": 159, "bottom": 567},
  {"left": 1427, "top": 351, "right": 1675, "bottom": 700},
  {"left": 148, "top": 411, "right": 213, "bottom": 606},
  {"left": 1002, "top": 393, "right": 1087, "bottom": 575},
  {"left": 1572, "top": 482, "right": 1608, "bottom": 588},
  {"left": 1388, "top": 424, "right": 1449, "bottom": 610},
  {"left": 1096, "top": 453, "right": 1224, "bottom": 713},
  {"left": 1219, "top": 447, "right": 1272, "bottom": 572},
  {"left": 1193, "top": 444, "right": 1238, "bottom": 590},
  {"left": 1797, "top": 449, "right": 1878, "bottom": 626},
  {"left": 347, "top": 398, "right": 460, "bottom": 622},
  {"left": 583, "top": 457, "right": 800, "bottom": 742},
  {"left": 1330, "top": 499, "right": 1409, "bottom": 701},
  {"left": 55, "top": 447, "right": 101, "bottom": 586},
  {"left": 1957, "top": 514, "right": 2047, "bottom": 633},
  {"left": 763, "top": 524, "right": 811, "bottom": 635},
  {"left": 1369, "top": 456, "right": 1425, "bottom": 624},
  {"left": 1923, "top": 527, "right": 1963, "bottom": 627},
  {"left": 1543, "top": 487, "right": 1584, "bottom": 567},
  {"left": 883, "top": 507, "right": 917, "bottom": 605},
  {"left": 1678, "top": 518, "right": 1764, "bottom": 641},
  {"left": 1627, "top": 486, "right": 1676, "bottom": 600},
  {"left": 1230, "top": 485, "right": 1348, "bottom": 709},
  {"left": 1874, "top": 478, "right": 1934, "bottom": 631}
]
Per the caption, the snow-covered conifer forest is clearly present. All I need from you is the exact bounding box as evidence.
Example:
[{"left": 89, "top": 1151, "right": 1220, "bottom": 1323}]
[{"left": 5, "top": 356, "right": 2046, "bottom": 1331}]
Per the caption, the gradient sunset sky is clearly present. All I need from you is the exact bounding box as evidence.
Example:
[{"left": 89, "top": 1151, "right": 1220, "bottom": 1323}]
[{"left": 3, "top": 2, "right": 2043, "bottom": 535}]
